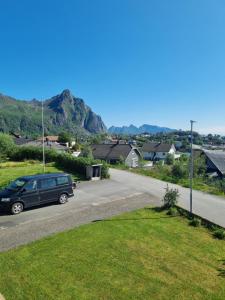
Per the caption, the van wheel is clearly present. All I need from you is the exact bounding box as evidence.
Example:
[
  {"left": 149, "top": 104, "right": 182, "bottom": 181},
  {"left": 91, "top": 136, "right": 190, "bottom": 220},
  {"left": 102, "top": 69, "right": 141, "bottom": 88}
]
[
  {"left": 59, "top": 193, "right": 68, "bottom": 204},
  {"left": 11, "top": 202, "right": 24, "bottom": 215}
]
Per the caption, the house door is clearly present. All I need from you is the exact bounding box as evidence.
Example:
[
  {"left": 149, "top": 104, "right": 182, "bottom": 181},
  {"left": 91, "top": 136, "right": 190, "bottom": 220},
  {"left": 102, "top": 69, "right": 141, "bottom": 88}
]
[{"left": 132, "top": 158, "right": 138, "bottom": 168}]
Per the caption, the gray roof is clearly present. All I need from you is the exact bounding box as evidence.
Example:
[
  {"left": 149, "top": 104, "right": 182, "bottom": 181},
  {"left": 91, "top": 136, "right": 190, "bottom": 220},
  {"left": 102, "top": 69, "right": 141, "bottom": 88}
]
[
  {"left": 13, "top": 137, "right": 34, "bottom": 145},
  {"left": 24, "top": 140, "right": 68, "bottom": 151},
  {"left": 204, "top": 150, "right": 225, "bottom": 175},
  {"left": 91, "top": 144, "right": 140, "bottom": 160},
  {"left": 142, "top": 142, "right": 174, "bottom": 153}
]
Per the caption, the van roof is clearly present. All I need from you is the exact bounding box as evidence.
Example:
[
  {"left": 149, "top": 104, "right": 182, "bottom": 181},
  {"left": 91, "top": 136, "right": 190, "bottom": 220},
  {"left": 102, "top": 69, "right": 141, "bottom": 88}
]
[{"left": 20, "top": 173, "right": 69, "bottom": 181}]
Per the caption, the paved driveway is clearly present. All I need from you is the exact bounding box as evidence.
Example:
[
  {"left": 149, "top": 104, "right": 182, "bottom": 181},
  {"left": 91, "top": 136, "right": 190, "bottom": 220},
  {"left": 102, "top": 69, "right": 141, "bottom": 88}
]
[
  {"left": 0, "top": 168, "right": 224, "bottom": 252},
  {"left": 110, "top": 168, "right": 225, "bottom": 228}
]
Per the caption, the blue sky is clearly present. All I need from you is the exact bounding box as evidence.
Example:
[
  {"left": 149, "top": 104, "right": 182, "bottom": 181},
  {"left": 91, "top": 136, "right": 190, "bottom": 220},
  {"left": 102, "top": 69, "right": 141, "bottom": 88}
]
[{"left": 1, "top": 0, "right": 225, "bottom": 134}]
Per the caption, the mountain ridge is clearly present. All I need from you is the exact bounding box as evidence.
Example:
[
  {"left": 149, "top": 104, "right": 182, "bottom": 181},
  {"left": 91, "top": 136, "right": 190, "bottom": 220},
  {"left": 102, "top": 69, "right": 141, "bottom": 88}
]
[
  {"left": 0, "top": 89, "right": 107, "bottom": 136},
  {"left": 108, "top": 124, "right": 176, "bottom": 135}
]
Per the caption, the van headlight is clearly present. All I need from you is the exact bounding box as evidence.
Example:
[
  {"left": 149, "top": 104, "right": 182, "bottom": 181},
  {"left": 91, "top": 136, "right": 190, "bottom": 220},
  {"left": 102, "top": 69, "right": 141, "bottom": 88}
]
[{"left": 1, "top": 198, "right": 11, "bottom": 202}]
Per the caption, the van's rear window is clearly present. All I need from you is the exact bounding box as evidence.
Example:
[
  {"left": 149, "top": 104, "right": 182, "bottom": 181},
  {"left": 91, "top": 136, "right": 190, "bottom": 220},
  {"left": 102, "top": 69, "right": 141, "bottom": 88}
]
[{"left": 57, "top": 176, "right": 69, "bottom": 185}]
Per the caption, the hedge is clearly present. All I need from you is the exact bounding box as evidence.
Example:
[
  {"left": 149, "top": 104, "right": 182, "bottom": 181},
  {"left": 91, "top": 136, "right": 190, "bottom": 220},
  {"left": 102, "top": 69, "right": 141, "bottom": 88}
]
[{"left": 9, "top": 146, "right": 109, "bottom": 179}]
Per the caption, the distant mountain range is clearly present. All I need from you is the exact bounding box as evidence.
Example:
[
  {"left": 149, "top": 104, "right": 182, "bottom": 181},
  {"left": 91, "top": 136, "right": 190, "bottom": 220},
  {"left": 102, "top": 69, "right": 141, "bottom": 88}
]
[
  {"left": 108, "top": 124, "right": 176, "bottom": 135},
  {"left": 0, "top": 89, "right": 106, "bottom": 136}
]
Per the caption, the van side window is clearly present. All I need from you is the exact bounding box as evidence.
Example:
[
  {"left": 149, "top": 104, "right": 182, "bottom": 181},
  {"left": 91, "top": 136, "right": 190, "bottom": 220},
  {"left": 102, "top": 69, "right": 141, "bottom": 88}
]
[
  {"left": 40, "top": 178, "right": 56, "bottom": 189},
  {"left": 57, "top": 176, "right": 69, "bottom": 185},
  {"left": 24, "top": 180, "right": 37, "bottom": 191}
]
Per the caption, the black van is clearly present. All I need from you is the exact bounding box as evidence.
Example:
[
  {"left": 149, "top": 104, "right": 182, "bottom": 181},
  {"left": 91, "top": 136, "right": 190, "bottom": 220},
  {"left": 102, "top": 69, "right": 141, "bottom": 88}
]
[{"left": 0, "top": 173, "right": 74, "bottom": 215}]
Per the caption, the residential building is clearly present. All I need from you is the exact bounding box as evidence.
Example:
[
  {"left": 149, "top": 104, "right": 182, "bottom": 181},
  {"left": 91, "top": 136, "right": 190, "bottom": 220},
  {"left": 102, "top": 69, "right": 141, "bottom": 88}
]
[
  {"left": 91, "top": 144, "right": 141, "bottom": 167},
  {"left": 141, "top": 142, "right": 176, "bottom": 161},
  {"left": 203, "top": 150, "right": 225, "bottom": 177}
]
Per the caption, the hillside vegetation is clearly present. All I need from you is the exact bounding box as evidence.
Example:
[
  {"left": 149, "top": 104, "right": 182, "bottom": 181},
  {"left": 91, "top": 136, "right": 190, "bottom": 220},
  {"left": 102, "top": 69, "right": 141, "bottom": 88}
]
[{"left": 0, "top": 89, "right": 106, "bottom": 136}]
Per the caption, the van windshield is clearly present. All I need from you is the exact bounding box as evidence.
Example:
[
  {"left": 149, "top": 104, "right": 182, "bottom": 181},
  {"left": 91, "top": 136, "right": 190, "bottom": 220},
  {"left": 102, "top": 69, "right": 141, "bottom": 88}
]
[{"left": 7, "top": 179, "right": 27, "bottom": 191}]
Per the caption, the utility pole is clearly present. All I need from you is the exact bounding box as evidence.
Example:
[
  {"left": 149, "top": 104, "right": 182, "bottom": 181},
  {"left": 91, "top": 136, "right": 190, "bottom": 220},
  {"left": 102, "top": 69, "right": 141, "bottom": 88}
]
[
  {"left": 190, "top": 120, "right": 196, "bottom": 215},
  {"left": 42, "top": 100, "right": 45, "bottom": 173}
]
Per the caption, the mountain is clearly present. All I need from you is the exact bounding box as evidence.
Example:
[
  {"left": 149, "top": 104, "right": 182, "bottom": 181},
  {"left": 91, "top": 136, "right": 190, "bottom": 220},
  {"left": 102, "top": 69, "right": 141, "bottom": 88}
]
[
  {"left": 108, "top": 124, "right": 176, "bottom": 135},
  {"left": 0, "top": 89, "right": 106, "bottom": 136}
]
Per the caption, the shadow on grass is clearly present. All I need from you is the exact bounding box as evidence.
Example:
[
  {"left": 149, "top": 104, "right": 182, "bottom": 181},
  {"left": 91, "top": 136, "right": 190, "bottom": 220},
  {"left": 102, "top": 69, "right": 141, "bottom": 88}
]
[
  {"left": 218, "top": 260, "right": 225, "bottom": 278},
  {"left": 92, "top": 216, "right": 179, "bottom": 223}
]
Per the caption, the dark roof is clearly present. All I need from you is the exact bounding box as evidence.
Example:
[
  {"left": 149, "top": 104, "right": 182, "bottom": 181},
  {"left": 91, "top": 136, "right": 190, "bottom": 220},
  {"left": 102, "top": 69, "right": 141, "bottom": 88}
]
[
  {"left": 13, "top": 137, "right": 34, "bottom": 145},
  {"left": 20, "top": 173, "right": 67, "bottom": 180},
  {"left": 204, "top": 150, "right": 225, "bottom": 175},
  {"left": 25, "top": 140, "right": 68, "bottom": 151},
  {"left": 142, "top": 142, "right": 174, "bottom": 152},
  {"left": 91, "top": 144, "right": 140, "bottom": 160}
]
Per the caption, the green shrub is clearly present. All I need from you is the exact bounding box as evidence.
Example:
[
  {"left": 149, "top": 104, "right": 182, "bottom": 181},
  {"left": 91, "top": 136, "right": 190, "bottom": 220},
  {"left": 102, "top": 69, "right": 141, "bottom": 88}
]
[
  {"left": 9, "top": 146, "right": 109, "bottom": 179},
  {"left": 213, "top": 229, "right": 225, "bottom": 240},
  {"left": 171, "top": 163, "right": 187, "bottom": 179},
  {"left": 163, "top": 185, "right": 179, "bottom": 209},
  {"left": 165, "top": 154, "right": 174, "bottom": 165},
  {"left": 0, "top": 133, "right": 15, "bottom": 159},
  {"left": 189, "top": 218, "right": 201, "bottom": 227},
  {"left": 167, "top": 207, "right": 179, "bottom": 216}
]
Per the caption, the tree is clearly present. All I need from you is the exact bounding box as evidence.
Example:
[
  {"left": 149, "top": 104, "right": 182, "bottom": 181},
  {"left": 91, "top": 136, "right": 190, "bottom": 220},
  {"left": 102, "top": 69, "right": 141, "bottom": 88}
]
[
  {"left": 58, "top": 132, "right": 71, "bottom": 144},
  {"left": 194, "top": 156, "right": 207, "bottom": 177},
  {"left": 81, "top": 145, "right": 93, "bottom": 159},
  {"left": 0, "top": 133, "right": 15, "bottom": 161},
  {"left": 165, "top": 153, "right": 174, "bottom": 165},
  {"left": 171, "top": 163, "right": 187, "bottom": 178}
]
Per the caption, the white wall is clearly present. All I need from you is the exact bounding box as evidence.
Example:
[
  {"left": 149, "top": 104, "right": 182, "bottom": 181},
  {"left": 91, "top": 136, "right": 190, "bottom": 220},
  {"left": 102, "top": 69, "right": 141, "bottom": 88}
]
[{"left": 143, "top": 146, "right": 176, "bottom": 160}]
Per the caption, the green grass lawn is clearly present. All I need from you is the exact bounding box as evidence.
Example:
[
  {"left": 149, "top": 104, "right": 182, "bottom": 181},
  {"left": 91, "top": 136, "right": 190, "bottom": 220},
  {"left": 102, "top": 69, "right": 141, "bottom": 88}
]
[
  {"left": 0, "top": 161, "right": 81, "bottom": 189},
  {"left": 0, "top": 208, "right": 224, "bottom": 300}
]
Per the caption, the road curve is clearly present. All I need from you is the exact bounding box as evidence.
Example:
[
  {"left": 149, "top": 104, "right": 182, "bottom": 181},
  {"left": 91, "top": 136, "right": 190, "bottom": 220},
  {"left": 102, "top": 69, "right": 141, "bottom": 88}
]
[{"left": 110, "top": 168, "right": 225, "bottom": 228}]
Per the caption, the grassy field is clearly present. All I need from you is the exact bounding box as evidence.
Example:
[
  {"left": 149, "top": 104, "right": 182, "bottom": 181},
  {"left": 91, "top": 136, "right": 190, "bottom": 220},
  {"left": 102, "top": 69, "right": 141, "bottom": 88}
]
[
  {"left": 0, "top": 161, "right": 81, "bottom": 189},
  {"left": 0, "top": 208, "right": 224, "bottom": 300}
]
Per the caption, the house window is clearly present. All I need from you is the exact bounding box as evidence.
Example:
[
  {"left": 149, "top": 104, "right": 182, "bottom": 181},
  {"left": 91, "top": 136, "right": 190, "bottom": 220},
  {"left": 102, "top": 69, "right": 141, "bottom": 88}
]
[{"left": 163, "top": 153, "right": 166, "bottom": 156}]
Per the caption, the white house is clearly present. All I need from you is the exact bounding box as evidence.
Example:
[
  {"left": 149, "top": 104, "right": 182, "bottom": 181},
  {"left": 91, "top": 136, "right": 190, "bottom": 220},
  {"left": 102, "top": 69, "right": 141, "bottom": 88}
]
[{"left": 141, "top": 142, "right": 176, "bottom": 161}]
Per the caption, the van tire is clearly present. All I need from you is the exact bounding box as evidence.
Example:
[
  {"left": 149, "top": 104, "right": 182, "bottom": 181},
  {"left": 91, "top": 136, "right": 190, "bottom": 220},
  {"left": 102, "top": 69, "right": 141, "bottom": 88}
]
[
  {"left": 59, "top": 193, "right": 68, "bottom": 204},
  {"left": 11, "top": 202, "right": 24, "bottom": 215}
]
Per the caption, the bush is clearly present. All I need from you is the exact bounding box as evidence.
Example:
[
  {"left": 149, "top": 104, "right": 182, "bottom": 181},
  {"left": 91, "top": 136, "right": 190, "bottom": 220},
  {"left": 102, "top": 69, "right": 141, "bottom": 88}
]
[
  {"left": 167, "top": 207, "right": 179, "bottom": 216},
  {"left": 9, "top": 146, "right": 109, "bottom": 179},
  {"left": 165, "top": 154, "right": 174, "bottom": 165},
  {"left": 189, "top": 218, "right": 201, "bottom": 227},
  {"left": 171, "top": 163, "right": 187, "bottom": 179},
  {"left": 80, "top": 145, "right": 93, "bottom": 159},
  {"left": 213, "top": 229, "right": 225, "bottom": 240},
  {"left": 163, "top": 185, "right": 179, "bottom": 209},
  {"left": 0, "top": 133, "right": 15, "bottom": 160}
]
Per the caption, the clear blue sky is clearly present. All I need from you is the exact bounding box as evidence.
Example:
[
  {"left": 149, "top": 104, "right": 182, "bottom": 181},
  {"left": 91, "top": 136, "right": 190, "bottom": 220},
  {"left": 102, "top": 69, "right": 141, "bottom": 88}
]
[{"left": 1, "top": 0, "right": 225, "bottom": 134}]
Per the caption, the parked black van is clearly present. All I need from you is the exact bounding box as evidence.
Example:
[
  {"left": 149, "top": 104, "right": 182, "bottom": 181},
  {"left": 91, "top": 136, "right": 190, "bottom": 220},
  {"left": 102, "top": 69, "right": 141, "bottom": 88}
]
[{"left": 0, "top": 173, "right": 74, "bottom": 215}]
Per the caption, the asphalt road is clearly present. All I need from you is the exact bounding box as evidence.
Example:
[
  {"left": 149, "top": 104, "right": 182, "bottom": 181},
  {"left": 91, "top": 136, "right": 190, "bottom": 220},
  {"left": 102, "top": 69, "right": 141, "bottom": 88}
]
[{"left": 0, "top": 168, "right": 224, "bottom": 252}]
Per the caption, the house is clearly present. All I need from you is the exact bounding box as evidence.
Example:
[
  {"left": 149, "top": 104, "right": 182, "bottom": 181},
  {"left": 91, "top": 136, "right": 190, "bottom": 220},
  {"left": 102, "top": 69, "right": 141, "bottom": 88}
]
[
  {"left": 37, "top": 136, "right": 59, "bottom": 143},
  {"left": 10, "top": 133, "right": 33, "bottom": 146},
  {"left": 203, "top": 150, "right": 225, "bottom": 177},
  {"left": 91, "top": 144, "right": 141, "bottom": 167},
  {"left": 24, "top": 140, "right": 69, "bottom": 153},
  {"left": 141, "top": 142, "right": 176, "bottom": 161}
]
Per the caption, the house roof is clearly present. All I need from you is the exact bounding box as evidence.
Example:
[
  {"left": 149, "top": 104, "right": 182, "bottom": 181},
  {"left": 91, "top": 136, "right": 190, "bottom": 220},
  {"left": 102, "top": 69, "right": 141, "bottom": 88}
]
[
  {"left": 204, "top": 150, "right": 225, "bottom": 175},
  {"left": 142, "top": 142, "right": 174, "bottom": 153},
  {"left": 91, "top": 144, "right": 140, "bottom": 160},
  {"left": 24, "top": 140, "right": 68, "bottom": 151},
  {"left": 37, "top": 136, "right": 59, "bottom": 142},
  {"left": 13, "top": 137, "right": 34, "bottom": 145}
]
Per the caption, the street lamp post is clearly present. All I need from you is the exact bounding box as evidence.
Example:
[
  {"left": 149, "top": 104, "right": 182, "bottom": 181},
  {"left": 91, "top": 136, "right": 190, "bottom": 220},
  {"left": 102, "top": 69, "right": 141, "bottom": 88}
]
[
  {"left": 190, "top": 120, "right": 196, "bottom": 215},
  {"left": 42, "top": 100, "right": 45, "bottom": 173}
]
